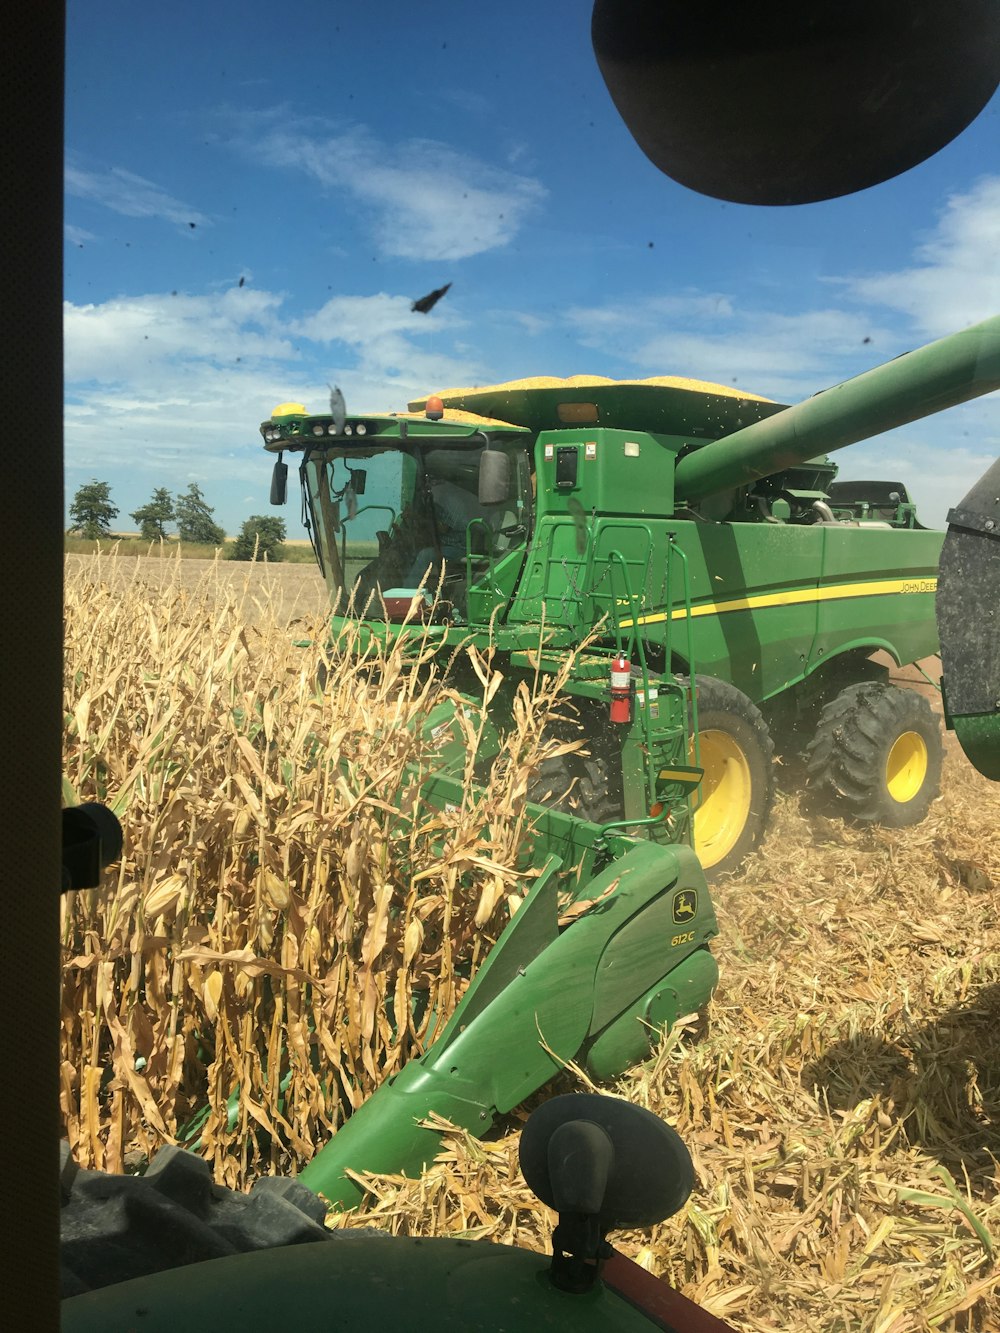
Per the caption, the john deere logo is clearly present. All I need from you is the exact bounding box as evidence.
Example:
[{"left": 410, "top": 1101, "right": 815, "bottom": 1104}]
[{"left": 672, "top": 889, "right": 698, "bottom": 924}]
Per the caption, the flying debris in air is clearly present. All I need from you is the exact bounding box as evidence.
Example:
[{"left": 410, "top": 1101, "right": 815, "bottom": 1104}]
[
  {"left": 328, "top": 384, "right": 347, "bottom": 435},
  {"left": 411, "top": 282, "right": 452, "bottom": 314}
]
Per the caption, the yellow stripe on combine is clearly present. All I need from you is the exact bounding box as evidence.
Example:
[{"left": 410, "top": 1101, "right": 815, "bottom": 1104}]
[
  {"left": 619, "top": 576, "right": 938, "bottom": 629},
  {"left": 656, "top": 768, "right": 702, "bottom": 785}
]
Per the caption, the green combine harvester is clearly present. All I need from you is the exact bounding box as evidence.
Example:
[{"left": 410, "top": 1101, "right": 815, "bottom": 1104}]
[
  {"left": 245, "top": 314, "right": 1000, "bottom": 1215},
  {"left": 264, "top": 314, "right": 1000, "bottom": 881}
]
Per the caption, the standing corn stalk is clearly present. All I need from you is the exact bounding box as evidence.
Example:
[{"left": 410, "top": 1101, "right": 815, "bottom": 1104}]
[{"left": 60, "top": 550, "right": 585, "bottom": 1188}]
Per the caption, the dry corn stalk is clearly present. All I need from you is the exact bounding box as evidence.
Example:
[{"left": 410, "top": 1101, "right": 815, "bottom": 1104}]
[{"left": 61, "top": 550, "right": 581, "bottom": 1188}]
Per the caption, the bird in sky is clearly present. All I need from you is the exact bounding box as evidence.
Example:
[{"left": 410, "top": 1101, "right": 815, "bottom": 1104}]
[
  {"left": 411, "top": 282, "right": 452, "bottom": 314},
  {"left": 328, "top": 384, "right": 346, "bottom": 435}
]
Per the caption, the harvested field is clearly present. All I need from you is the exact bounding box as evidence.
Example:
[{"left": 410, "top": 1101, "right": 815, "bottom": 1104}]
[
  {"left": 61, "top": 552, "right": 1000, "bottom": 1331},
  {"left": 65, "top": 551, "right": 328, "bottom": 627}
]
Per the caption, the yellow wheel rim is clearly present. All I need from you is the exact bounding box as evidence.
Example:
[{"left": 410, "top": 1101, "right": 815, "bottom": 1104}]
[
  {"left": 885, "top": 730, "right": 928, "bottom": 803},
  {"left": 691, "top": 730, "right": 753, "bottom": 868}
]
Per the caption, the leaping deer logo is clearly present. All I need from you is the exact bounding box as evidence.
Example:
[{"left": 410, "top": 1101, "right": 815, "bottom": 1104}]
[{"left": 672, "top": 889, "right": 698, "bottom": 924}]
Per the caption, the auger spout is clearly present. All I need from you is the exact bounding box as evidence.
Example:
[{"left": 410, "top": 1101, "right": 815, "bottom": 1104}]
[{"left": 674, "top": 314, "right": 1000, "bottom": 503}]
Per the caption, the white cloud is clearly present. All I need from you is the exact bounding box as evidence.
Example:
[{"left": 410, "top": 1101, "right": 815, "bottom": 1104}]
[
  {"left": 507, "top": 311, "right": 549, "bottom": 336},
  {"left": 438, "top": 89, "right": 492, "bottom": 117},
  {"left": 841, "top": 176, "right": 1000, "bottom": 336},
  {"left": 64, "top": 288, "right": 296, "bottom": 383},
  {"left": 291, "top": 292, "right": 480, "bottom": 401},
  {"left": 64, "top": 353, "right": 320, "bottom": 534},
  {"left": 564, "top": 295, "right": 888, "bottom": 401},
  {"left": 562, "top": 182, "right": 1000, "bottom": 401},
  {"left": 65, "top": 163, "right": 211, "bottom": 231},
  {"left": 65, "top": 223, "right": 97, "bottom": 245},
  {"left": 237, "top": 119, "right": 546, "bottom": 261},
  {"left": 561, "top": 175, "right": 1000, "bottom": 406},
  {"left": 63, "top": 284, "right": 484, "bottom": 531},
  {"left": 65, "top": 287, "right": 323, "bottom": 532},
  {"left": 295, "top": 293, "right": 445, "bottom": 346}
]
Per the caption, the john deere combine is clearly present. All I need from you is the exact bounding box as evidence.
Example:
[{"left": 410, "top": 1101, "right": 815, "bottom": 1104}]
[
  {"left": 264, "top": 315, "right": 1000, "bottom": 878},
  {"left": 245, "top": 316, "right": 1000, "bottom": 1203}
]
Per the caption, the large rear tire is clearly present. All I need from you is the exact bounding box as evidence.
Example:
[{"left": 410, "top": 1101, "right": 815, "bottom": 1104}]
[
  {"left": 688, "top": 677, "right": 775, "bottom": 879},
  {"left": 804, "top": 681, "right": 942, "bottom": 826}
]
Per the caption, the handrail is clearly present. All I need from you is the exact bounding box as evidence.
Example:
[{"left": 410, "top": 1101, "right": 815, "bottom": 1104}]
[
  {"left": 465, "top": 516, "right": 496, "bottom": 592},
  {"left": 606, "top": 548, "right": 658, "bottom": 809},
  {"left": 669, "top": 537, "right": 700, "bottom": 768}
]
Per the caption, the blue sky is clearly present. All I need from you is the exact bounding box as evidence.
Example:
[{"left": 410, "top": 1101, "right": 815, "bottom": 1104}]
[{"left": 65, "top": 0, "right": 1000, "bottom": 535}]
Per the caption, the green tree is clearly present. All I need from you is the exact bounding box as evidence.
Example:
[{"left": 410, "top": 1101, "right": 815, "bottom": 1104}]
[
  {"left": 130, "top": 487, "right": 175, "bottom": 542},
  {"left": 231, "top": 514, "right": 286, "bottom": 561},
  {"left": 68, "top": 479, "right": 119, "bottom": 539},
  {"left": 175, "top": 483, "right": 225, "bottom": 545}
]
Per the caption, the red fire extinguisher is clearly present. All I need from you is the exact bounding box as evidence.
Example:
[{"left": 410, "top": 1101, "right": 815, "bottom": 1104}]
[{"left": 610, "top": 651, "right": 632, "bottom": 723}]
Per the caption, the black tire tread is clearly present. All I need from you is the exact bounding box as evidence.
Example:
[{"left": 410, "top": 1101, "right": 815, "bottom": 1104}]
[
  {"left": 804, "top": 682, "right": 942, "bottom": 826},
  {"left": 530, "top": 750, "right": 621, "bottom": 827}
]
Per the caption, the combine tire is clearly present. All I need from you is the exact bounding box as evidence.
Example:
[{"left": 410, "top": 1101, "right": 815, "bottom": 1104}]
[
  {"left": 804, "top": 681, "right": 942, "bottom": 826},
  {"left": 529, "top": 750, "right": 622, "bottom": 827},
  {"left": 688, "top": 677, "right": 775, "bottom": 879}
]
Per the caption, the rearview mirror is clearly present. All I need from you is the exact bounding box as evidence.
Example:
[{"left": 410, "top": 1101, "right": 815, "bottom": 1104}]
[
  {"left": 479, "top": 450, "right": 510, "bottom": 505},
  {"left": 270, "top": 459, "right": 288, "bottom": 506}
]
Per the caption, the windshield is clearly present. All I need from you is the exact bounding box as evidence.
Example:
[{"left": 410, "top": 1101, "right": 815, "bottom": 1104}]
[{"left": 303, "top": 441, "right": 532, "bottom": 621}]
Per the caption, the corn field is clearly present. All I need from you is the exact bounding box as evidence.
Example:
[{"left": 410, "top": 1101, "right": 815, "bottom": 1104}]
[
  {"left": 61, "top": 551, "right": 1000, "bottom": 1331},
  {"left": 61, "top": 551, "right": 577, "bottom": 1189}
]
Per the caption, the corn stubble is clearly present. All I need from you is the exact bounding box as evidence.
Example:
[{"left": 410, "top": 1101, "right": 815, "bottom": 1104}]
[{"left": 63, "top": 552, "right": 1000, "bottom": 1330}]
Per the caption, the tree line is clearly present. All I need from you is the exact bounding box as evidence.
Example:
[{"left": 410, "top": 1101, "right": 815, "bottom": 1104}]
[{"left": 67, "top": 481, "right": 287, "bottom": 561}]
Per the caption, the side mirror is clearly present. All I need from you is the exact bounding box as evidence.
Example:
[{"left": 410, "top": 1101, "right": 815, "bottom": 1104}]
[
  {"left": 479, "top": 449, "right": 510, "bottom": 505},
  {"left": 270, "top": 459, "right": 288, "bottom": 506}
]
